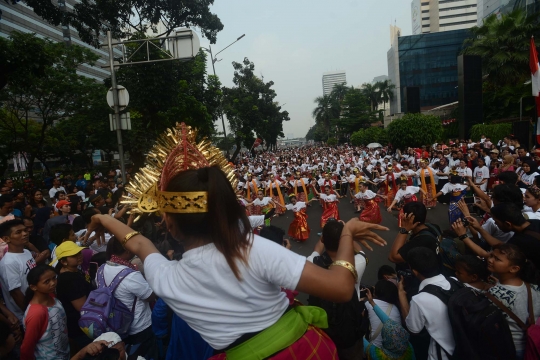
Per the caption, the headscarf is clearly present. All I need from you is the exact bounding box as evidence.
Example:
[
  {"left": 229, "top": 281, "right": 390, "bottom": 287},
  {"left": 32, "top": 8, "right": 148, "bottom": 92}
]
[
  {"left": 523, "top": 160, "right": 539, "bottom": 175},
  {"left": 381, "top": 318, "right": 412, "bottom": 358},
  {"left": 502, "top": 155, "right": 514, "bottom": 166}
]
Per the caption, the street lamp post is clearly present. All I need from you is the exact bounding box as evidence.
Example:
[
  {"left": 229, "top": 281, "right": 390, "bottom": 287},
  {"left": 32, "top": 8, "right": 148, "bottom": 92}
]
[{"left": 202, "top": 34, "right": 245, "bottom": 149}]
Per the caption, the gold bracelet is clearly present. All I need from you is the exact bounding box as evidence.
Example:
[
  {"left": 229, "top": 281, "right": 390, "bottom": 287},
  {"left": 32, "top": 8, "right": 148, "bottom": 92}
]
[
  {"left": 330, "top": 260, "right": 358, "bottom": 282},
  {"left": 122, "top": 231, "right": 141, "bottom": 247}
]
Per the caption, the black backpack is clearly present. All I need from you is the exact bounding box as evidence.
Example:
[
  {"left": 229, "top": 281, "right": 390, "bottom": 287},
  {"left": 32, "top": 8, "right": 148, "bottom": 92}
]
[
  {"left": 422, "top": 279, "right": 516, "bottom": 360},
  {"left": 307, "top": 251, "right": 367, "bottom": 349},
  {"left": 448, "top": 287, "right": 516, "bottom": 360}
]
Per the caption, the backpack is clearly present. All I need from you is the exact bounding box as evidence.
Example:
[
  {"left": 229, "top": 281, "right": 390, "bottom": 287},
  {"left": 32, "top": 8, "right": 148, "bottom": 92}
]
[
  {"left": 420, "top": 277, "right": 463, "bottom": 360},
  {"left": 418, "top": 224, "right": 461, "bottom": 278},
  {"left": 79, "top": 265, "right": 136, "bottom": 339},
  {"left": 486, "top": 283, "right": 540, "bottom": 360},
  {"left": 449, "top": 287, "right": 516, "bottom": 360},
  {"left": 307, "top": 251, "right": 367, "bottom": 349}
]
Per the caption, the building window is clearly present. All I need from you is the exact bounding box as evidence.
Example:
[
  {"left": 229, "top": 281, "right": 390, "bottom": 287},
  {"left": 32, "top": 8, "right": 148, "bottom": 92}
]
[
  {"left": 439, "top": 12, "right": 477, "bottom": 20},
  {"left": 422, "top": 24, "right": 430, "bottom": 27},
  {"left": 422, "top": 17, "right": 430, "bottom": 20},
  {"left": 440, "top": 19, "right": 477, "bottom": 27},
  {"left": 422, "top": 9, "right": 429, "bottom": 13},
  {"left": 421, "top": 2, "right": 429, "bottom": 5},
  {"left": 439, "top": 4, "right": 477, "bottom": 11}
]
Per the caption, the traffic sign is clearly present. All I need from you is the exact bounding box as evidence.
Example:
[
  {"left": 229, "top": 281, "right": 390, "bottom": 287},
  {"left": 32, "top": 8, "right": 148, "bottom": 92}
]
[{"left": 107, "top": 85, "right": 129, "bottom": 110}]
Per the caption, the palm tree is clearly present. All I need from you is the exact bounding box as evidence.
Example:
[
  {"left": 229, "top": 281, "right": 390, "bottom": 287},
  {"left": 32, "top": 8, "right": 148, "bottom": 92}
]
[
  {"left": 330, "top": 82, "right": 349, "bottom": 104},
  {"left": 361, "top": 83, "right": 380, "bottom": 111},
  {"left": 463, "top": 9, "right": 540, "bottom": 88},
  {"left": 376, "top": 80, "right": 395, "bottom": 111},
  {"left": 312, "top": 95, "right": 339, "bottom": 136}
]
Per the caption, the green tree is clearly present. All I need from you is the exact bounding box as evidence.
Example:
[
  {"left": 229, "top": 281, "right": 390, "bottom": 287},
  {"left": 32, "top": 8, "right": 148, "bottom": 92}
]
[
  {"left": 360, "top": 83, "right": 381, "bottom": 112},
  {"left": 377, "top": 80, "right": 395, "bottom": 111},
  {"left": 222, "top": 58, "right": 289, "bottom": 160},
  {"left": 470, "top": 123, "right": 513, "bottom": 143},
  {"left": 338, "top": 88, "right": 378, "bottom": 134},
  {"left": 387, "top": 113, "right": 443, "bottom": 150},
  {"left": 305, "top": 123, "right": 327, "bottom": 142},
  {"left": 350, "top": 127, "right": 388, "bottom": 146},
  {"left": 462, "top": 9, "right": 540, "bottom": 122},
  {"left": 3, "top": 0, "right": 224, "bottom": 48},
  {"left": 111, "top": 37, "right": 221, "bottom": 167},
  {"left": 0, "top": 32, "right": 103, "bottom": 176},
  {"left": 312, "top": 94, "right": 339, "bottom": 137}
]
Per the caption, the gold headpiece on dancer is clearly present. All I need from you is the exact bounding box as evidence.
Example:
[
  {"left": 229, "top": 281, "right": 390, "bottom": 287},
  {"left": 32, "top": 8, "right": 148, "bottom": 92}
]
[
  {"left": 420, "top": 158, "right": 429, "bottom": 164},
  {"left": 122, "top": 123, "right": 236, "bottom": 220},
  {"left": 450, "top": 169, "right": 459, "bottom": 176},
  {"left": 400, "top": 175, "right": 408, "bottom": 181}
]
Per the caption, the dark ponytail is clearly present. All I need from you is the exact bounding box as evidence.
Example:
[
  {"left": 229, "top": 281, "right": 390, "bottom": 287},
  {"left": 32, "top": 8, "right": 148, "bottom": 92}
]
[
  {"left": 24, "top": 265, "right": 56, "bottom": 309},
  {"left": 106, "top": 236, "right": 126, "bottom": 261},
  {"left": 166, "top": 166, "right": 252, "bottom": 280}
]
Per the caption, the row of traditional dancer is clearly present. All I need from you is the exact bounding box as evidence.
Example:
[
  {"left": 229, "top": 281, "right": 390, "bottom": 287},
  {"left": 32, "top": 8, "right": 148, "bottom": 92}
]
[{"left": 238, "top": 167, "right": 470, "bottom": 242}]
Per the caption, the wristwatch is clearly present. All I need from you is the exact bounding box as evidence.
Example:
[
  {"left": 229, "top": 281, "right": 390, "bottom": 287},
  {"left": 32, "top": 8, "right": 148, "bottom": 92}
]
[
  {"left": 458, "top": 234, "right": 469, "bottom": 241},
  {"left": 399, "top": 227, "right": 410, "bottom": 234}
]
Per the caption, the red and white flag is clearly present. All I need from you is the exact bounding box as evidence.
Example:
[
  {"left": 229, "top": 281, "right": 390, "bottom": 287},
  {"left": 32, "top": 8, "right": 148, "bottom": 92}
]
[{"left": 530, "top": 36, "right": 540, "bottom": 144}]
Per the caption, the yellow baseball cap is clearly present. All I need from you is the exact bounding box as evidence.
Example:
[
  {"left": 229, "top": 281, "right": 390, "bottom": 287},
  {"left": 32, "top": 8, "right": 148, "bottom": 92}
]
[{"left": 55, "top": 241, "right": 85, "bottom": 260}]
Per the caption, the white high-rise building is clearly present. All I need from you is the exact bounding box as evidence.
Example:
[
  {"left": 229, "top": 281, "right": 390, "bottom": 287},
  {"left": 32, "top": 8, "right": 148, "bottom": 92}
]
[
  {"left": 412, "top": 0, "right": 478, "bottom": 35},
  {"left": 322, "top": 71, "right": 346, "bottom": 97}
]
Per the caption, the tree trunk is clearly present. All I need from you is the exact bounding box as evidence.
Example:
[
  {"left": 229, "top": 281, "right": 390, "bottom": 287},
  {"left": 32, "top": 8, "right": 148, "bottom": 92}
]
[{"left": 230, "top": 140, "right": 242, "bottom": 162}]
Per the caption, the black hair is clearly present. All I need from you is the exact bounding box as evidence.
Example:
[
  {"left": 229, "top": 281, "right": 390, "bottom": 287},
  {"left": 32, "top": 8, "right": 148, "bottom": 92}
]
[
  {"left": 82, "top": 208, "right": 100, "bottom": 225},
  {"left": 72, "top": 216, "right": 86, "bottom": 233},
  {"left": 166, "top": 166, "right": 252, "bottom": 280},
  {"left": 259, "top": 225, "right": 286, "bottom": 246},
  {"left": 407, "top": 247, "right": 440, "bottom": 278},
  {"left": 491, "top": 183, "right": 523, "bottom": 208},
  {"left": 54, "top": 190, "right": 66, "bottom": 200},
  {"left": 402, "top": 201, "right": 427, "bottom": 224},
  {"left": 374, "top": 279, "right": 399, "bottom": 305},
  {"left": 321, "top": 219, "right": 344, "bottom": 252},
  {"left": 493, "top": 243, "right": 539, "bottom": 284},
  {"left": 377, "top": 265, "right": 396, "bottom": 280},
  {"left": 0, "top": 321, "right": 10, "bottom": 347},
  {"left": 454, "top": 255, "right": 490, "bottom": 281},
  {"left": 497, "top": 171, "right": 518, "bottom": 185},
  {"left": 105, "top": 236, "right": 127, "bottom": 260},
  {"left": 28, "top": 189, "right": 46, "bottom": 208},
  {"left": 491, "top": 203, "right": 527, "bottom": 226},
  {"left": 24, "top": 264, "right": 57, "bottom": 308},
  {"left": 0, "top": 219, "right": 24, "bottom": 238},
  {"left": 49, "top": 223, "right": 73, "bottom": 247},
  {"left": 155, "top": 239, "right": 173, "bottom": 258},
  {"left": 0, "top": 194, "right": 13, "bottom": 208}
]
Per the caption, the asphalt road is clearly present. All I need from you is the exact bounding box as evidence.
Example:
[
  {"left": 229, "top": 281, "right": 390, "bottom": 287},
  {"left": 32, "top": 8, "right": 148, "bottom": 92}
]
[{"left": 270, "top": 195, "right": 450, "bottom": 302}]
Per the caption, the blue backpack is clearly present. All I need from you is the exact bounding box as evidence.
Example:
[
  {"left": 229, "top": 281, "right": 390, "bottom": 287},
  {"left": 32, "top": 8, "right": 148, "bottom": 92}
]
[{"left": 79, "top": 265, "right": 136, "bottom": 339}]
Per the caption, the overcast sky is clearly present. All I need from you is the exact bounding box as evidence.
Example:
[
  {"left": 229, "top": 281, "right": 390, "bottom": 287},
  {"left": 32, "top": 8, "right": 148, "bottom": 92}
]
[{"left": 199, "top": 0, "right": 412, "bottom": 139}]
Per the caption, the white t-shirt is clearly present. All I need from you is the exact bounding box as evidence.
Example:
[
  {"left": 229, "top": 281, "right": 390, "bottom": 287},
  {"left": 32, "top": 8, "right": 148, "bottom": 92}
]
[
  {"left": 365, "top": 300, "right": 401, "bottom": 348},
  {"left": 406, "top": 275, "right": 455, "bottom": 360},
  {"left": 473, "top": 166, "right": 490, "bottom": 191},
  {"left": 248, "top": 215, "right": 265, "bottom": 228},
  {"left": 457, "top": 167, "right": 472, "bottom": 178},
  {"left": 0, "top": 250, "right": 37, "bottom": 321},
  {"left": 102, "top": 264, "right": 153, "bottom": 335},
  {"left": 439, "top": 183, "right": 467, "bottom": 195},
  {"left": 523, "top": 206, "right": 540, "bottom": 220},
  {"left": 285, "top": 202, "right": 306, "bottom": 212},
  {"left": 354, "top": 190, "right": 377, "bottom": 200},
  {"left": 143, "top": 235, "right": 306, "bottom": 350},
  {"left": 394, "top": 186, "right": 420, "bottom": 202},
  {"left": 481, "top": 218, "right": 514, "bottom": 243},
  {"left": 320, "top": 193, "right": 337, "bottom": 202},
  {"left": 48, "top": 186, "right": 66, "bottom": 199}
]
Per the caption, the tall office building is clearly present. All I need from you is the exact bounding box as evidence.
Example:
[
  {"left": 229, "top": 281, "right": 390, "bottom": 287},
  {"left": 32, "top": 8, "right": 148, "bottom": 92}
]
[
  {"left": 322, "top": 71, "right": 346, "bottom": 96},
  {"left": 412, "top": 0, "right": 478, "bottom": 35},
  {"left": 478, "top": 0, "right": 540, "bottom": 25},
  {"left": 0, "top": 1, "right": 118, "bottom": 81},
  {"left": 387, "top": 27, "right": 470, "bottom": 115}
]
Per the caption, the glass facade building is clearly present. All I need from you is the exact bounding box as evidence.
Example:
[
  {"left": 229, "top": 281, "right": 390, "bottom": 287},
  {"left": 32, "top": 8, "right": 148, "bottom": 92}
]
[{"left": 398, "top": 29, "right": 471, "bottom": 111}]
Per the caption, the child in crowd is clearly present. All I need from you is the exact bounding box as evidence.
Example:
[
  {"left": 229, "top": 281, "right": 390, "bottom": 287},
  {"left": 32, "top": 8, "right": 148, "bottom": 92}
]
[
  {"left": 21, "top": 265, "right": 70, "bottom": 360},
  {"left": 453, "top": 255, "right": 491, "bottom": 292},
  {"left": 487, "top": 244, "right": 540, "bottom": 359}
]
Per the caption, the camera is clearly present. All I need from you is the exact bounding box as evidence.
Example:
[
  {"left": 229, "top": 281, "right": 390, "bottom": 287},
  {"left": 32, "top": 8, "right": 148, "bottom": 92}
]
[{"left": 397, "top": 269, "right": 413, "bottom": 279}]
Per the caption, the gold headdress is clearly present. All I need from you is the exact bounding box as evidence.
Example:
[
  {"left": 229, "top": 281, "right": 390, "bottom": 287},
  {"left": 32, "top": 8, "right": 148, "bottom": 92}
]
[
  {"left": 122, "top": 123, "right": 236, "bottom": 219},
  {"left": 450, "top": 169, "right": 459, "bottom": 176}
]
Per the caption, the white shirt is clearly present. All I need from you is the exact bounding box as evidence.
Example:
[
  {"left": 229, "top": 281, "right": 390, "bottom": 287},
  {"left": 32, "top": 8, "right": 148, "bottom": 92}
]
[
  {"left": 49, "top": 186, "right": 66, "bottom": 199},
  {"left": 394, "top": 186, "right": 420, "bottom": 202},
  {"left": 354, "top": 190, "right": 377, "bottom": 200},
  {"left": 523, "top": 206, "right": 540, "bottom": 220},
  {"left": 473, "top": 166, "right": 490, "bottom": 191},
  {"left": 457, "top": 167, "right": 472, "bottom": 178},
  {"left": 252, "top": 197, "right": 272, "bottom": 206},
  {"left": 102, "top": 264, "right": 153, "bottom": 335},
  {"left": 0, "top": 250, "right": 36, "bottom": 321},
  {"left": 480, "top": 218, "right": 514, "bottom": 243},
  {"left": 406, "top": 275, "right": 455, "bottom": 360},
  {"left": 439, "top": 183, "right": 467, "bottom": 195},
  {"left": 144, "top": 236, "right": 306, "bottom": 350},
  {"left": 248, "top": 215, "right": 265, "bottom": 228},
  {"left": 365, "top": 300, "right": 401, "bottom": 348},
  {"left": 285, "top": 202, "right": 306, "bottom": 212},
  {"left": 319, "top": 193, "right": 338, "bottom": 202}
]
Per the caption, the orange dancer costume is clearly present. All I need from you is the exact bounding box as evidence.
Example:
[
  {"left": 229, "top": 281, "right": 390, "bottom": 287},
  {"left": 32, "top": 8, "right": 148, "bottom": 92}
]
[
  {"left": 319, "top": 192, "right": 340, "bottom": 228},
  {"left": 354, "top": 188, "right": 382, "bottom": 224},
  {"left": 285, "top": 196, "right": 310, "bottom": 242},
  {"left": 289, "top": 172, "right": 309, "bottom": 203}
]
